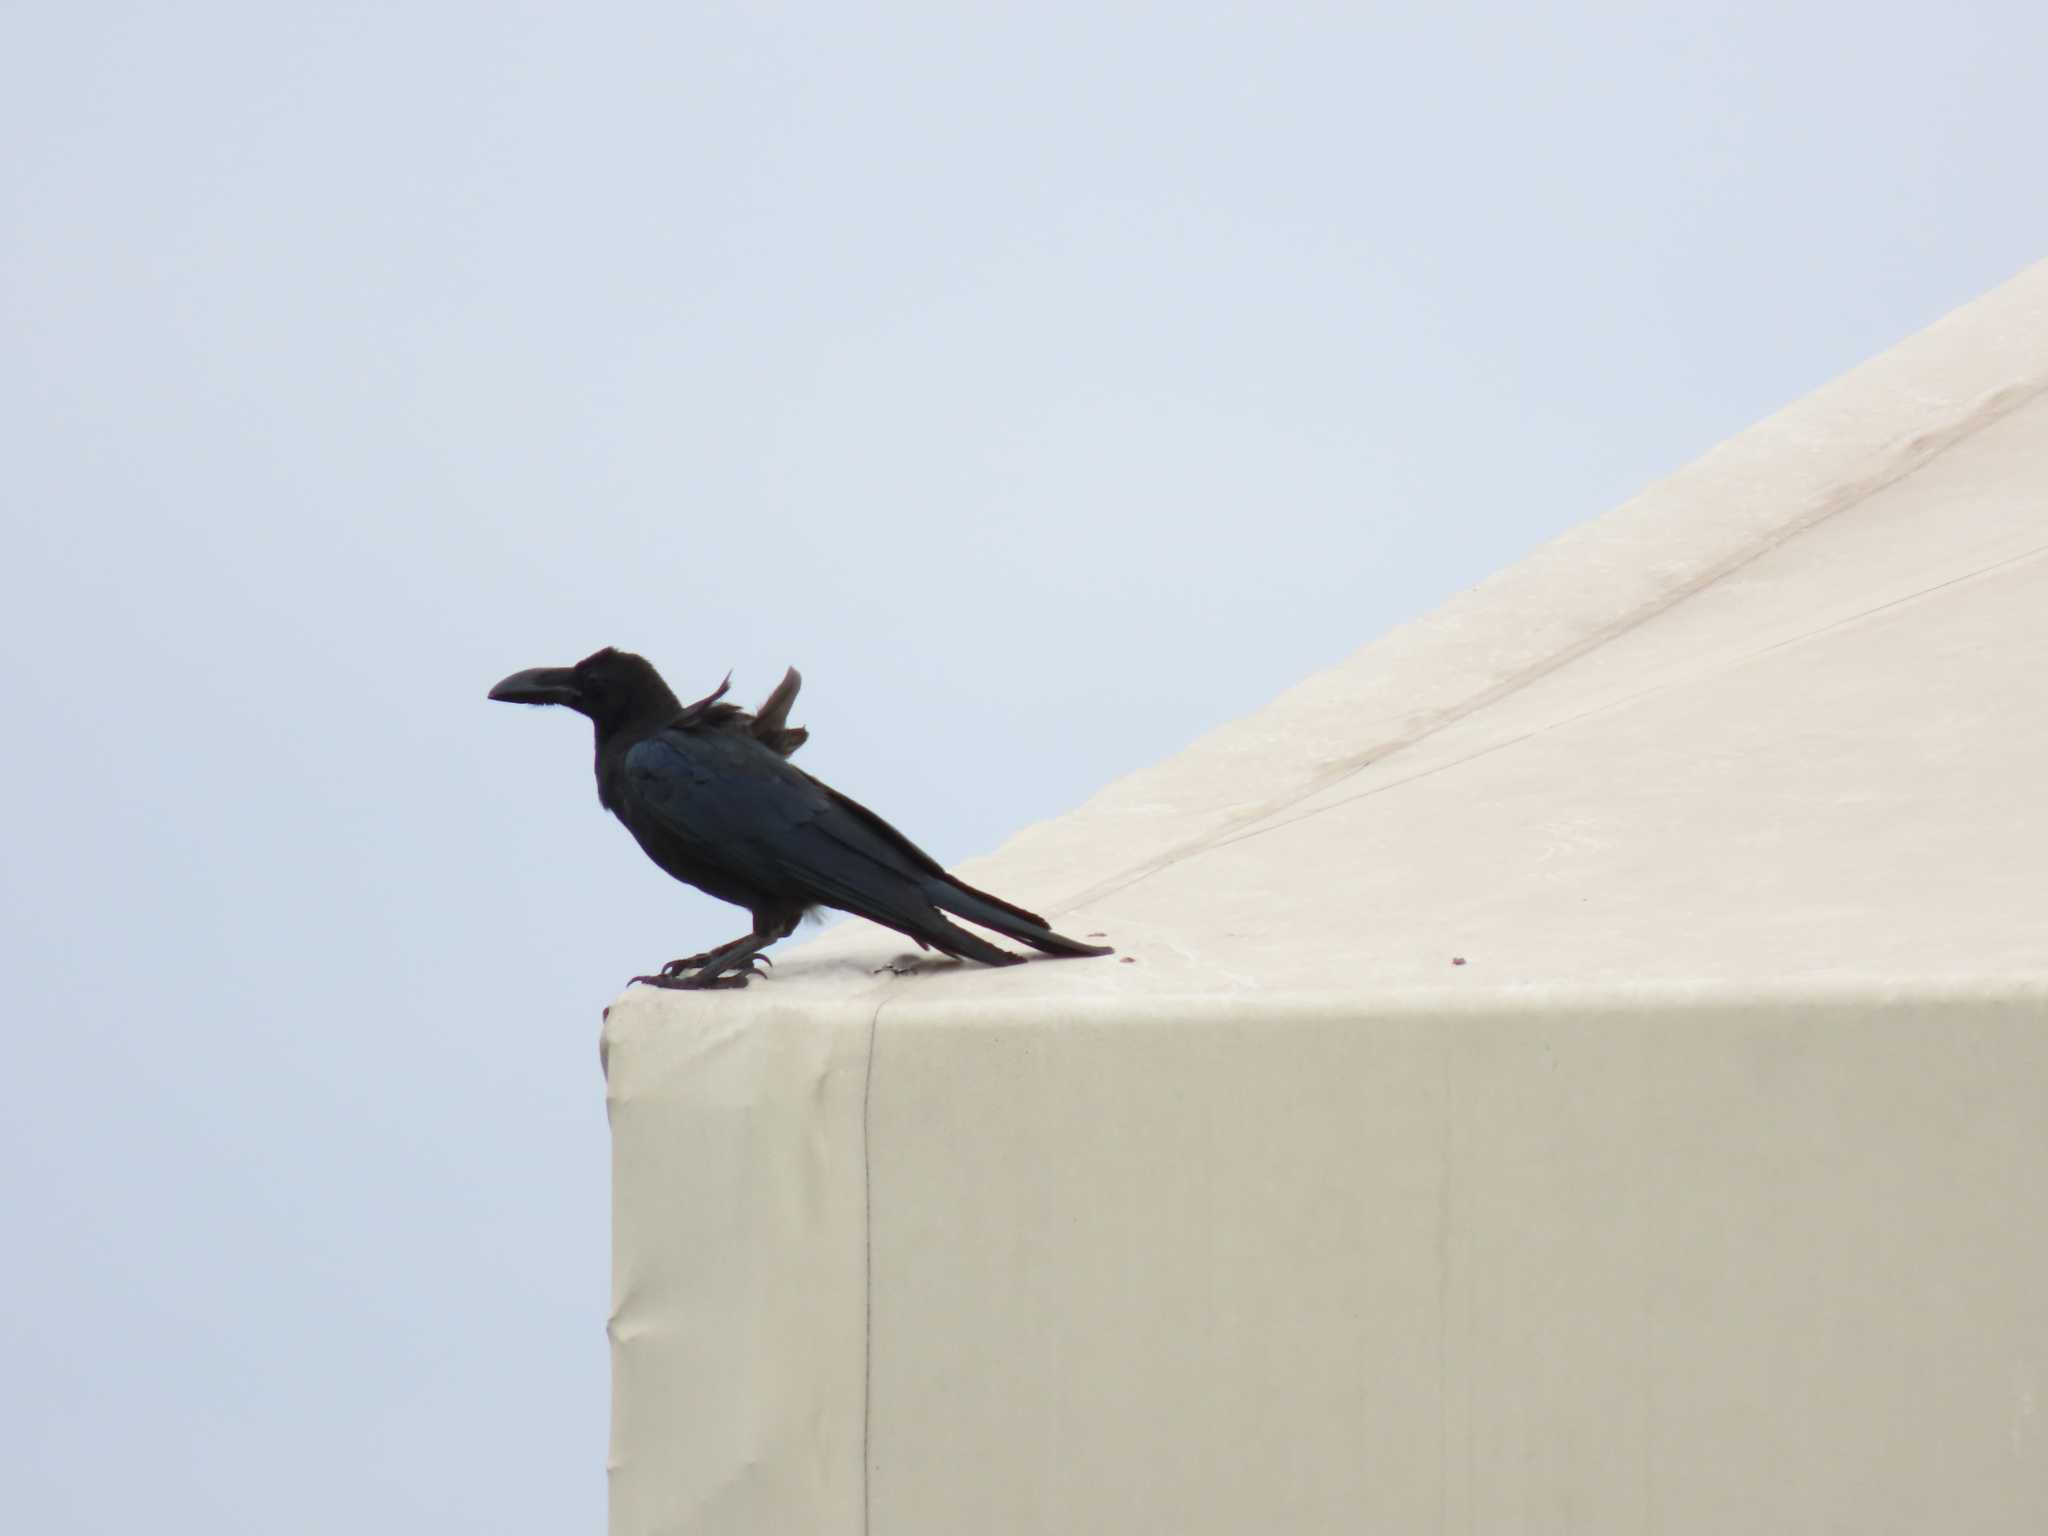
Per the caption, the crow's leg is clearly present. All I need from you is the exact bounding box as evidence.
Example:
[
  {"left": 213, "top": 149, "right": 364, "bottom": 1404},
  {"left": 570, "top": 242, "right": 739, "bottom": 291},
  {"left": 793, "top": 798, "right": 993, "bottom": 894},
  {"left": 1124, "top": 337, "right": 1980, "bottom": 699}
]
[
  {"left": 630, "top": 934, "right": 762, "bottom": 990},
  {"left": 631, "top": 908, "right": 802, "bottom": 991}
]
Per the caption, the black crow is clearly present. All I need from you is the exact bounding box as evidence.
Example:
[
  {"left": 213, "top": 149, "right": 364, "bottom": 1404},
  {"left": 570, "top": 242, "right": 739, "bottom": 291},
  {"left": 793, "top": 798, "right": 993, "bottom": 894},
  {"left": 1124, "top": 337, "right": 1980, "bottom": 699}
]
[{"left": 490, "top": 648, "right": 1112, "bottom": 988}]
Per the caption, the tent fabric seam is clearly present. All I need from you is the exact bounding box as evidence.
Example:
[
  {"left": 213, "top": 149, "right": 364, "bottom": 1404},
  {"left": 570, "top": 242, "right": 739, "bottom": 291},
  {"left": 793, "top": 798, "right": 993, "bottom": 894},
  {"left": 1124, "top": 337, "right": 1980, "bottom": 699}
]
[
  {"left": 1210, "top": 535, "right": 2048, "bottom": 854},
  {"left": 861, "top": 992, "right": 882, "bottom": 1536},
  {"left": 1060, "top": 373, "right": 2048, "bottom": 917}
]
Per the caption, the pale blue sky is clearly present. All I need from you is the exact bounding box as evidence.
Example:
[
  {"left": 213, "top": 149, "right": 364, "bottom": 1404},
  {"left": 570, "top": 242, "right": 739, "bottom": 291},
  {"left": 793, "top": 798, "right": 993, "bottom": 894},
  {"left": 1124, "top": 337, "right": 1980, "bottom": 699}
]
[{"left": 3, "top": 3, "right": 2043, "bottom": 1530}]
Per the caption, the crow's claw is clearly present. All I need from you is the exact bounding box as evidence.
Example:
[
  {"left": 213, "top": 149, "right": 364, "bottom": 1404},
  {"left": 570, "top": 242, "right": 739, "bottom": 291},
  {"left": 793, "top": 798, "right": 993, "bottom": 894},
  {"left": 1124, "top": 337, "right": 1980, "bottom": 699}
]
[{"left": 631, "top": 969, "right": 752, "bottom": 991}]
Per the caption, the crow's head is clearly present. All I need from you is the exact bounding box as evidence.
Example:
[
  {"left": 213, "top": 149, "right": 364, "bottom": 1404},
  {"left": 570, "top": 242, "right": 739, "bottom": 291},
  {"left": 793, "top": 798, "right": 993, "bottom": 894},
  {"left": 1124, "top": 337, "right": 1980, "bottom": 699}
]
[{"left": 489, "top": 647, "right": 679, "bottom": 735}]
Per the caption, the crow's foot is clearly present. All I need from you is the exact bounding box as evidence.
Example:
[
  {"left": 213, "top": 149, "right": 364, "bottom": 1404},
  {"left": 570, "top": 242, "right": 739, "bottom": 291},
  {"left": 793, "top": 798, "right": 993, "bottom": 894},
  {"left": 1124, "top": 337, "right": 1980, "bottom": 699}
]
[
  {"left": 631, "top": 954, "right": 772, "bottom": 991},
  {"left": 655, "top": 951, "right": 771, "bottom": 979},
  {"left": 633, "top": 970, "right": 750, "bottom": 990}
]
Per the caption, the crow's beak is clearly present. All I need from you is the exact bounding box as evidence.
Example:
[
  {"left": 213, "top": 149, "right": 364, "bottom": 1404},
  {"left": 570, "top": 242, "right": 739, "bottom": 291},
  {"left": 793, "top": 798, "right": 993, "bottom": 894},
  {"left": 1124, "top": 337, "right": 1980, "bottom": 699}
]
[{"left": 489, "top": 665, "right": 583, "bottom": 707}]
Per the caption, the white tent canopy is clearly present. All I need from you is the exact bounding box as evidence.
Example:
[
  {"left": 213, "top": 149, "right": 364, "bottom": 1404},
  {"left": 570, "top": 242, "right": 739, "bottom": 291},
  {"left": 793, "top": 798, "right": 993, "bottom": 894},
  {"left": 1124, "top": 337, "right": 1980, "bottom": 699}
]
[{"left": 603, "top": 260, "right": 2048, "bottom": 1534}]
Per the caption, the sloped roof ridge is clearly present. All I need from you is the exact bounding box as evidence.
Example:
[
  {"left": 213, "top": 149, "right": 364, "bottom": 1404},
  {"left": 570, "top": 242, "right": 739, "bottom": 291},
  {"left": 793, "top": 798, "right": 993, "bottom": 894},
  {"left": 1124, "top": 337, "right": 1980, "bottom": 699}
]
[{"left": 1057, "top": 261, "right": 2048, "bottom": 911}]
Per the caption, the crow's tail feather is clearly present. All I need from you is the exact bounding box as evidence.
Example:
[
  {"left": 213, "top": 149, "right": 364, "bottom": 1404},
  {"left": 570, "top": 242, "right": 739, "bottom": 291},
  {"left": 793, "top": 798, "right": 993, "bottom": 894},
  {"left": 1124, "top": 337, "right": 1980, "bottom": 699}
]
[
  {"left": 927, "top": 877, "right": 1114, "bottom": 959},
  {"left": 916, "top": 914, "right": 1029, "bottom": 967}
]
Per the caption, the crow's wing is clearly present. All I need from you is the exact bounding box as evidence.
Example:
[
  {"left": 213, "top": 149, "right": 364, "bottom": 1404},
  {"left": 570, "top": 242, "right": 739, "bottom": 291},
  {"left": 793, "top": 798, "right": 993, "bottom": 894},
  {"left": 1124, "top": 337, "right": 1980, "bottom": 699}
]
[
  {"left": 621, "top": 729, "right": 946, "bottom": 928},
  {"left": 750, "top": 667, "right": 808, "bottom": 755}
]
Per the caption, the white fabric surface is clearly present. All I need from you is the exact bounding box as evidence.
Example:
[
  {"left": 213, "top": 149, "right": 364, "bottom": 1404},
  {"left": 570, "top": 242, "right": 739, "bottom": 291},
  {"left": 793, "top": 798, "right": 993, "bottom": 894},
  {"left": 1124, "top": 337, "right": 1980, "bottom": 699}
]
[{"left": 605, "top": 258, "right": 2048, "bottom": 1533}]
